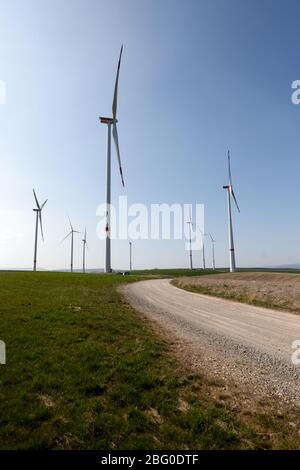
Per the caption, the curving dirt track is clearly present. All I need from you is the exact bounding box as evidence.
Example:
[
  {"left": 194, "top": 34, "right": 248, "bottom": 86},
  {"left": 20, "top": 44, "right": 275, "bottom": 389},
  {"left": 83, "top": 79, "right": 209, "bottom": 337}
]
[{"left": 123, "top": 279, "right": 300, "bottom": 405}]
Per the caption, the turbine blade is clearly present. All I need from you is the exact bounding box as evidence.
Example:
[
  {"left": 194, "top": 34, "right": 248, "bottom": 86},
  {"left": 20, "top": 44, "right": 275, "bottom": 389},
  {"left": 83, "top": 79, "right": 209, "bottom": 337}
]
[
  {"left": 228, "top": 150, "right": 232, "bottom": 186},
  {"left": 83, "top": 229, "right": 88, "bottom": 249},
  {"left": 227, "top": 150, "right": 240, "bottom": 212},
  {"left": 39, "top": 211, "right": 44, "bottom": 242},
  {"left": 112, "top": 123, "right": 125, "bottom": 187},
  {"left": 61, "top": 231, "right": 72, "bottom": 244},
  {"left": 68, "top": 216, "right": 73, "bottom": 231},
  {"left": 112, "top": 45, "right": 123, "bottom": 119},
  {"left": 41, "top": 199, "right": 48, "bottom": 210},
  {"left": 231, "top": 189, "right": 240, "bottom": 213},
  {"left": 33, "top": 189, "right": 40, "bottom": 210}
]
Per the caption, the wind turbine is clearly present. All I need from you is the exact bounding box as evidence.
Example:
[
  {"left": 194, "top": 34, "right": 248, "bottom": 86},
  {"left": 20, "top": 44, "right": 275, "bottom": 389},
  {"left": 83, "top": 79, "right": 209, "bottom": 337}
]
[
  {"left": 32, "top": 189, "right": 48, "bottom": 272},
  {"left": 82, "top": 228, "right": 88, "bottom": 273},
  {"left": 202, "top": 232, "right": 206, "bottom": 270},
  {"left": 99, "top": 46, "right": 125, "bottom": 273},
  {"left": 208, "top": 233, "right": 216, "bottom": 270},
  {"left": 61, "top": 218, "right": 80, "bottom": 273},
  {"left": 223, "top": 151, "right": 240, "bottom": 272},
  {"left": 197, "top": 226, "right": 207, "bottom": 270},
  {"left": 187, "top": 210, "right": 193, "bottom": 270},
  {"left": 129, "top": 240, "right": 133, "bottom": 271}
]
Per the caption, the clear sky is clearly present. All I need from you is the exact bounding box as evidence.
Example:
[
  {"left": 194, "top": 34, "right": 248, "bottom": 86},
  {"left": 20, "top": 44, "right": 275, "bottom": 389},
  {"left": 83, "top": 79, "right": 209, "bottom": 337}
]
[{"left": 0, "top": 0, "right": 300, "bottom": 270}]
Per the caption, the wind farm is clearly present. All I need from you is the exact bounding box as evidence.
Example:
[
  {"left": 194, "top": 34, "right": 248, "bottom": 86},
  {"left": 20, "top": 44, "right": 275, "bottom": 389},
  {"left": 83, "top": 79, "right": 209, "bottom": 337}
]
[{"left": 1, "top": 0, "right": 300, "bottom": 458}]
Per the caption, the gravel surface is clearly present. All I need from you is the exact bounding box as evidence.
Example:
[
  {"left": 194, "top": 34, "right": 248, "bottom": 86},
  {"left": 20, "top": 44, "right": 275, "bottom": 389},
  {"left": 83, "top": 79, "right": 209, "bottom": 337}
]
[{"left": 123, "top": 279, "right": 300, "bottom": 406}]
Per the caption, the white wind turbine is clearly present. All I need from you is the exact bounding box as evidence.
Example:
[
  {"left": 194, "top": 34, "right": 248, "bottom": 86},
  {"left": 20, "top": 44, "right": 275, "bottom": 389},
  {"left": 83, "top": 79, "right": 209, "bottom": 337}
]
[
  {"left": 223, "top": 151, "right": 240, "bottom": 272},
  {"left": 99, "top": 46, "right": 125, "bottom": 273},
  {"left": 208, "top": 233, "right": 216, "bottom": 270},
  {"left": 187, "top": 210, "right": 193, "bottom": 270},
  {"left": 61, "top": 218, "right": 80, "bottom": 273},
  {"left": 128, "top": 240, "right": 133, "bottom": 271},
  {"left": 32, "top": 189, "right": 47, "bottom": 272},
  {"left": 82, "top": 228, "right": 88, "bottom": 273},
  {"left": 196, "top": 226, "right": 207, "bottom": 270}
]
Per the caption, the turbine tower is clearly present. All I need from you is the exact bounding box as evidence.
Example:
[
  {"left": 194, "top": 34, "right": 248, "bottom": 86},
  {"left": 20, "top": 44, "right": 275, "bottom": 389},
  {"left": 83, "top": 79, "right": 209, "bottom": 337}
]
[
  {"left": 61, "top": 218, "right": 80, "bottom": 273},
  {"left": 208, "top": 233, "right": 216, "bottom": 270},
  {"left": 129, "top": 240, "right": 133, "bottom": 271},
  {"left": 223, "top": 151, "right": 240, "bottom": 272},
  {"left": 33, "top": 189, "right": 47, "bottom": 272},
  {"left": 197, "top": 227, "right": 207, "bottom": 270},
  {"left": 187, "top": 210, "right": 193, "bottom": 270},
  {"left": 202, "top": 233, "right": 206, "bottom": 270},
  {"left": 82, "top": 228, "right": 88, "bottom": 273},
  {"left": 99, "top": 46, "right": 125, "bottom": 273}
]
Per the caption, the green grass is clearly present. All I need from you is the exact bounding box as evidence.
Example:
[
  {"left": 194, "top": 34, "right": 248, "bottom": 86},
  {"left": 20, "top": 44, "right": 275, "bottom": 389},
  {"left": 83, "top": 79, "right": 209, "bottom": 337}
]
[
  {"left": 0, "top": 271, "right": 297, "bottom": 449},
  {"left": 131, "top": 267, "right": 300, "bottom": 278},
  {"left": 131, "top": 268, "right": 223, "bottom": 277}
]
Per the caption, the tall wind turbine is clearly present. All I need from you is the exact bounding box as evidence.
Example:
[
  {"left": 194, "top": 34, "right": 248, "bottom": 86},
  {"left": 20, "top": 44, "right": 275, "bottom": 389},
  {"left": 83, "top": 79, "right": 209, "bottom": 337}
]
[
  {"left": 99, "top": 46, "right": 125, "bottom": 273},
  {"left": 32, "top": 189, "right": 47, "bottom": 272},
  {"left": 61, "top": 218, "right": 80, "bottom": 273},
  {"left": 197, "top": 227, "right": 207, "bottom": 270},
  {"left": 82, "top": 228, "right": 88, "bottom": 273},
  {"left": 202, "top": 232, "right": 206, "bottom": 270},
  {"left": 223, "top": 151, "right": 240, "bottom": 272},
  {"left": 187, "top": 210, "right": 193, "bottom": 270},
  {"left": 129, "top": 240, "right": 133, "bottom": 271},
  {"left": 208, "top": 233, "right": 216, "bottom": 270}
]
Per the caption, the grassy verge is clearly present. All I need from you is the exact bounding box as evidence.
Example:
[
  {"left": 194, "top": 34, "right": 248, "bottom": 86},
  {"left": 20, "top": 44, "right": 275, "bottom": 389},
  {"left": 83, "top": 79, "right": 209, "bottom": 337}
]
[{"left": 0, "top": 271, "right": 298, "bottom": 449}]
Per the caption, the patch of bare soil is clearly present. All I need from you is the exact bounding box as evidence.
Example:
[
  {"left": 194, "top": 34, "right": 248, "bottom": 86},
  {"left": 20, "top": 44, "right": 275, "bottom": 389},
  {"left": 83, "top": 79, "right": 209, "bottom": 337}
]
[{"left": 174, "top": 272, "right": 300, "bottom": 314}]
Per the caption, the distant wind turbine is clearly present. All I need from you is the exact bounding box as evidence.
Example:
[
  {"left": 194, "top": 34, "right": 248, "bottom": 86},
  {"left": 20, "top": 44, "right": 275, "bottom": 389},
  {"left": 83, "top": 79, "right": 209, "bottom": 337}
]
[
  {"left": 223, "top": 151, "right": 240, "bottom": 272},
  {"left": 128, "top": 240, "right": 133, "bottom": 271},
  {"left": 61, "top": 218, "right": 80, "bottom": 273},
  {"left": 208, "top": 233, "right": 216, "bottom": 270},
  {"left": 187, "top": 210, "right": 193, "bottom": 270},
  {"left": 99, "top": 46, "right": 125, "bottom": 273},
  {"left": 202, "top": 232, "right": 206, "bottom": 270},
  {"left": 196, "top": 226, "right": 207, "bottom": 270},
  {"left": 82, "top": 228, "right": 88, "bottom": 273},
  {"left": 32, "top": 189, "right": 47, "bottom": 272}
]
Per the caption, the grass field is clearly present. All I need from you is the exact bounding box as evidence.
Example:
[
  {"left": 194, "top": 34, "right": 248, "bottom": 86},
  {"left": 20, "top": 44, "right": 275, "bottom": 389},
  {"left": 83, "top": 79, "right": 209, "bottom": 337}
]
[
  {"left": 131, "top": 268, "right": 220, "bottom": 277},
  {"left": 0, "top": 270, "right": 299, "bottom": 449}
]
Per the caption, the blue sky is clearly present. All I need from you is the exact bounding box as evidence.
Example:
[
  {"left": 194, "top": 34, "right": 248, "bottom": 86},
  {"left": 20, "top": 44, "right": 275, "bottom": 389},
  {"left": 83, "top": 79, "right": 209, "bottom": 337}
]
[{"left": 0, "top": 0, "right": 300, "bottom": 270}]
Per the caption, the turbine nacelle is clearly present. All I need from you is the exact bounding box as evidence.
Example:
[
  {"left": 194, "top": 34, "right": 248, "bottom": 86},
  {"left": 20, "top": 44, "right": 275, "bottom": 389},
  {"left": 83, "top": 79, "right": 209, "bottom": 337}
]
[{"left": 99, "top": 117, "right": 117, "bottom": 124}]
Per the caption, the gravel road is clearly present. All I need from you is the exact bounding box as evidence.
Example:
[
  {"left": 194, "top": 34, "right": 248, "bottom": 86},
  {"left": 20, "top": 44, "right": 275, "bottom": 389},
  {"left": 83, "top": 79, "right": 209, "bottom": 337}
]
[{"left": 123, "top": 279, "right": 300, "bottom": 405}]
